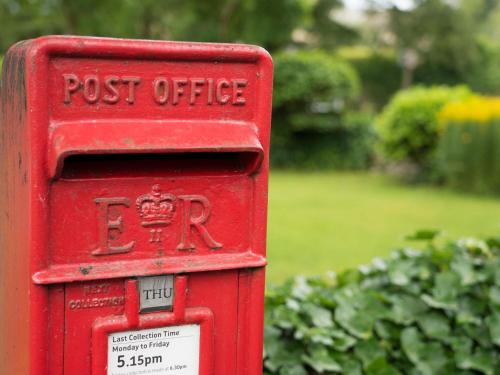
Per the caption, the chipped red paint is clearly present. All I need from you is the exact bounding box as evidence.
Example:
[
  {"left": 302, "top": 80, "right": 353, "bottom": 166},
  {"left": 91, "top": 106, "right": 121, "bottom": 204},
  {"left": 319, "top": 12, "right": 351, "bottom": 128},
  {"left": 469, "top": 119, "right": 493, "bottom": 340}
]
[{"left": 0, "top": 36, "right": 272, "bottom": 375}]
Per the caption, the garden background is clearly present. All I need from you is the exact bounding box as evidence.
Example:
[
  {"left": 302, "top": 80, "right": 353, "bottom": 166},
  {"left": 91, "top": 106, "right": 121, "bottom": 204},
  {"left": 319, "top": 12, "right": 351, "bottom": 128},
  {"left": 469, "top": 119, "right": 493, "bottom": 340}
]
[{"left": 1, "top": 1, "right": 500, "bottom": 373}]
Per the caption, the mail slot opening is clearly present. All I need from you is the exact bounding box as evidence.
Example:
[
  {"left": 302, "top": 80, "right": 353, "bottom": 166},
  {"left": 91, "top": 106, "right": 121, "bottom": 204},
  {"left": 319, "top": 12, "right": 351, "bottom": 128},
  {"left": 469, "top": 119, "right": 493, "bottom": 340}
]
[{"left": 60, "top": 151, "right": 262, "bottom": 179}]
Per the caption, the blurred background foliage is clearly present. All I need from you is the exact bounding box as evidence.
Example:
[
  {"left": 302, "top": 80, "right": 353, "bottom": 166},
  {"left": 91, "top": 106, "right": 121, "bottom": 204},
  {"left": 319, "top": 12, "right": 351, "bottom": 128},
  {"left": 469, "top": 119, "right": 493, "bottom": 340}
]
[
  {"left": 7, "top": 0, "right": 498, "bottom": 182},
  {"left": 3, "top": 0, "right": 500, "bottom": 184}
]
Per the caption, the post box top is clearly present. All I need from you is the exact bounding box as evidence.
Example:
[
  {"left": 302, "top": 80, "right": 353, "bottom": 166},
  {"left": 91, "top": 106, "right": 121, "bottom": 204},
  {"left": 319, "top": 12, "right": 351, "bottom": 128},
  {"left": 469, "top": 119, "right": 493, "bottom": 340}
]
[
  {"left": 10, "top": 35, "right": 273, "bottom": 65},
  {"left": 5, "top": 36, "right": 273, "bottom": 179},
  {"left": 10, "top": 36, "right": 273, "bottom": 124}
]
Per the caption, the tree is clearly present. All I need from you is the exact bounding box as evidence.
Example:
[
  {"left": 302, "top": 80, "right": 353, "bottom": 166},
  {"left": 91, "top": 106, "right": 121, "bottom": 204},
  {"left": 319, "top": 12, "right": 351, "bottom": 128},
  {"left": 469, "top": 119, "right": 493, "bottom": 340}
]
[
  {"left": 388, "top": 0, "right": 479, "bottom": 88},
  {"left": 308, "top": 0, "right": 359, "bottom": 48},
  {"left": 164, "top": 0, "right": 305, "bottom": 51},
  {"left": 0, "top": 0, "right": 307, "bottom": 54}
]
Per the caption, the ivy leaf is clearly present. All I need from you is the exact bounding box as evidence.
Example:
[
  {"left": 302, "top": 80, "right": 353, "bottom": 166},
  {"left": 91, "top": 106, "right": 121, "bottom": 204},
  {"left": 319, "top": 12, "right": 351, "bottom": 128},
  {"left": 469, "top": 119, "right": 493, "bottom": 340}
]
[
  {"left": 334, "top": 287, "right": 388, "bottom": 339},
  {"left": 452, "top": 335, "right": 496, "bottom": 374},
  {"left": 337, "top": 268, "right": 361, "bottom": 286},
  {"left": 485, "top": 236, "right": 500, "bottom": 250},
  {"left": 458, "top": 238, "right": 492, "bottom": 257},
  {"left": 494, "top": 260, "right": 500, "bottom": 286},
  {"left": 332, "top": 353, "right": 363, "bottom": 375},
  {"left": 450, "top": 335, "right": 473, "bottom": 359},
  {"left": 330, "top": 329, "right": 357, "bottom": 351},
  {"left": 264, "top": 325, "right": 282, "bottom": 359},
  {"left": 458, "top": 348, "right": 496, "bottom": 375},
  {"left": 354, "top": 338, "right": 386, "bottom": 368},
  {"left": 417, "top": 312, "right": 451, "bottom": 341},
  {"left": 405, "top": 229, "right": 441, "bottom": 242},
  {"left": 298, "top": 326, "right": 333, "bottom": 346},
  {"left": 457, "top": 295, "right": 486, "bottom": 326},
  {"left": 388, "top": 259, "right": 417, "bottom": 286},
  {"left": 486, "top": 312, "right": 500, "bottom": 347},
  {"left": 286, "top": 298, "right": 301, "bottom": 312},
  {"left": 303, "top": 303, "right": 334, "bottom": 328},
  {"left": 271, "top": 305, "right": 303, "bottom": 330},
  {"left": 291, "top": 277, "right": 313, "bottom": 300},
  {"left": 278, "top": 365, "right": 308, "bottom": 375},
  {"left": 264, "top": 335, "right": 305, "bottom": 372},
  {"left": 365, "top": 357, "right": 402, "bottom": 375},
  {"left": 401, "top": 327, "right": 451, "bottom": 375},
  {"left": 463, "top": 324, "right": 494, "bottom": 349},
  {"left": 302, "top": 346, "right": 342, "bottom": 373},
  {"left": 451, "top": 252, "right": 479, "bottom": 286},
  {"left": 401, "top": 327, "right": 422, "bottom": 364},
  {"left": 335, "top": 302, "right": 373, "bottom": 339},
  {"left": 374, "top": 320, "right": 402, "bottom": 341},
  {"left": 489, "top": 287, "right": 500, "bottom": 309},
  {"left": 422, "top": 271, "right": 460, "bottom": 311},
  {"left": 388, "top": 293, "right": 429, "bottom": 325}
]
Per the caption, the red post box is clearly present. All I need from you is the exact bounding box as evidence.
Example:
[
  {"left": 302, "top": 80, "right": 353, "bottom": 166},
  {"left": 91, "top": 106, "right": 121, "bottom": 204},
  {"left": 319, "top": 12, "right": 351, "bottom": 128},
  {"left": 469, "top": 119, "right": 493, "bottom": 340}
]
[{"left": 0, "top": 36, "right": 272, "bottom": 375}]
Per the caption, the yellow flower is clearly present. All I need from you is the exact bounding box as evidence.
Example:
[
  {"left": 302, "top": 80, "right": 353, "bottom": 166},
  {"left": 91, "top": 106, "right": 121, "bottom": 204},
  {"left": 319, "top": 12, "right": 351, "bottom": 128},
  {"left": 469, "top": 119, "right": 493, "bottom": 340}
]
[{"left": 439, "top": 95, "right": 500, "bottom": 127}]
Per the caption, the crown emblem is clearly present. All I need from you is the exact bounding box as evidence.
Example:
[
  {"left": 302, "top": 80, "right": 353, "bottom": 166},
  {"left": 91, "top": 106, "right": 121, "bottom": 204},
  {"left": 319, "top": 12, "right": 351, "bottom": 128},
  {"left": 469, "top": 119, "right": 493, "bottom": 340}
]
[{"left": 136, "top": 185, "right": 176, "bottom": 227}]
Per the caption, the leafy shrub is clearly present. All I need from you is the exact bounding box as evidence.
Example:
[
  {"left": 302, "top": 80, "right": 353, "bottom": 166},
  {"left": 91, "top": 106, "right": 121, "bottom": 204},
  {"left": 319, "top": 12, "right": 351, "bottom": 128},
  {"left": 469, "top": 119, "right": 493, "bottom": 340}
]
[
  {"left": 264, "top": 232, "right": 500, "bottom": 374},
  {"left": 436, "top": 96, "right": 500, "bottom": 194},
  {"left": 272, "top": 51, "right": 367, "bottom": 169},
  {"left": 339, "top": 47, "right": 401, "bottom": 110},
  {"left": 376, "top": 86, "right": 471, "bottom": 171},
  {"left": 273, "top": 51, "right": 360, "bottom": 122}
]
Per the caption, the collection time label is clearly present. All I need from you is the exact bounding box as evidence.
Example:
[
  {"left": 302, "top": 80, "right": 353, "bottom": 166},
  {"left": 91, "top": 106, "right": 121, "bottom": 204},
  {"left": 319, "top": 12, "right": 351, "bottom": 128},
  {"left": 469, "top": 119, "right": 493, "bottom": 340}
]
[{"left": 107, "top": 324, "right": 200, "bottom": 375}]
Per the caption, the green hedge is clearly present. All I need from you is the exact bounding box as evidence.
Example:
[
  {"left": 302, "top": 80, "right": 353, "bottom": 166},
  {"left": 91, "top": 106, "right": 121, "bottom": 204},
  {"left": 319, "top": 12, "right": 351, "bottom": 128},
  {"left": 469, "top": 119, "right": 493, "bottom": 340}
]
[
  {"left": 271, "top": 111, "right": 376, "bottom": 170},
  {"left": 272, "top": 51, "right": 373, "bottom": 169},
  {"left": 264, "top": 232, "right": 500, "bottom": 374},
  {"left": 437, "top": 120, "right": 500, "bottom": 194},
  {"left": 376, "top": 86, "right": 471, "bottom": 172}
]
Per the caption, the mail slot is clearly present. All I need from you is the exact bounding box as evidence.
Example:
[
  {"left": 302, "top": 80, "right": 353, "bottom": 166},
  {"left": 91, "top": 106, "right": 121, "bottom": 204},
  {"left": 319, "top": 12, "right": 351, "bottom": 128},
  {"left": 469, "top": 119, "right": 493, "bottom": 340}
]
[{"left": 0, "top": 36, "right": 272, "bottom": 375}]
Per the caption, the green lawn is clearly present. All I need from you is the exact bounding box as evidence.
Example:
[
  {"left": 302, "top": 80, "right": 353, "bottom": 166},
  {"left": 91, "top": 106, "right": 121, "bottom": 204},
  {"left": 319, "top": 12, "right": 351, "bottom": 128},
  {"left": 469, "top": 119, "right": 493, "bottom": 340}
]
[{"left": 266, "top": 171, "right": 500, "bottom": 284}]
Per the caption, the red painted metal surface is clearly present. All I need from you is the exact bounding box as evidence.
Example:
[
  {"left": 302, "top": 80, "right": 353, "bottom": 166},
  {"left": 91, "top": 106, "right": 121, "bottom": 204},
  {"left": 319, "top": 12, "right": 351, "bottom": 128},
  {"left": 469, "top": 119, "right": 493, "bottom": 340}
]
[{"left": 0, "top": 36, "right": 273, "bottom": 375}]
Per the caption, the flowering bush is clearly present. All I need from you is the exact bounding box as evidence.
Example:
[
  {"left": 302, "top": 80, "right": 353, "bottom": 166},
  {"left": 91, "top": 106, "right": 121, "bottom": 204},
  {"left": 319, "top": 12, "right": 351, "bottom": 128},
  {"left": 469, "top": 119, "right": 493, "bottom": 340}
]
[
  {"left": 376, "top": 86, "right": 471, "bottom": 170},
  {"left": 439, "top": 96, "right": 500, "bottom": 124},
  {"left": 436, "top": 96, "right": 500, "bottom": 194}
]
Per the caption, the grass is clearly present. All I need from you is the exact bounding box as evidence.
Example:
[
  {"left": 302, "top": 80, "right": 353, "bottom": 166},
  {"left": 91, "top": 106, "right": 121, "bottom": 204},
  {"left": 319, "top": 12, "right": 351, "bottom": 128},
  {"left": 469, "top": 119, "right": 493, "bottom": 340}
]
[{"left": 266, "top": 171, "right": 500, "bottom": 284}]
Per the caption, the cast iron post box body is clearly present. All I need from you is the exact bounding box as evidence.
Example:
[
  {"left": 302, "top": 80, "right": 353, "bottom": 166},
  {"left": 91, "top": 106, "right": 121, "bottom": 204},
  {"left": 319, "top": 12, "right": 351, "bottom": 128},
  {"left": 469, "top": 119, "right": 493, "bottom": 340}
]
[{"left": 0, "top": 36, "right": 272, "bottom": 375}]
